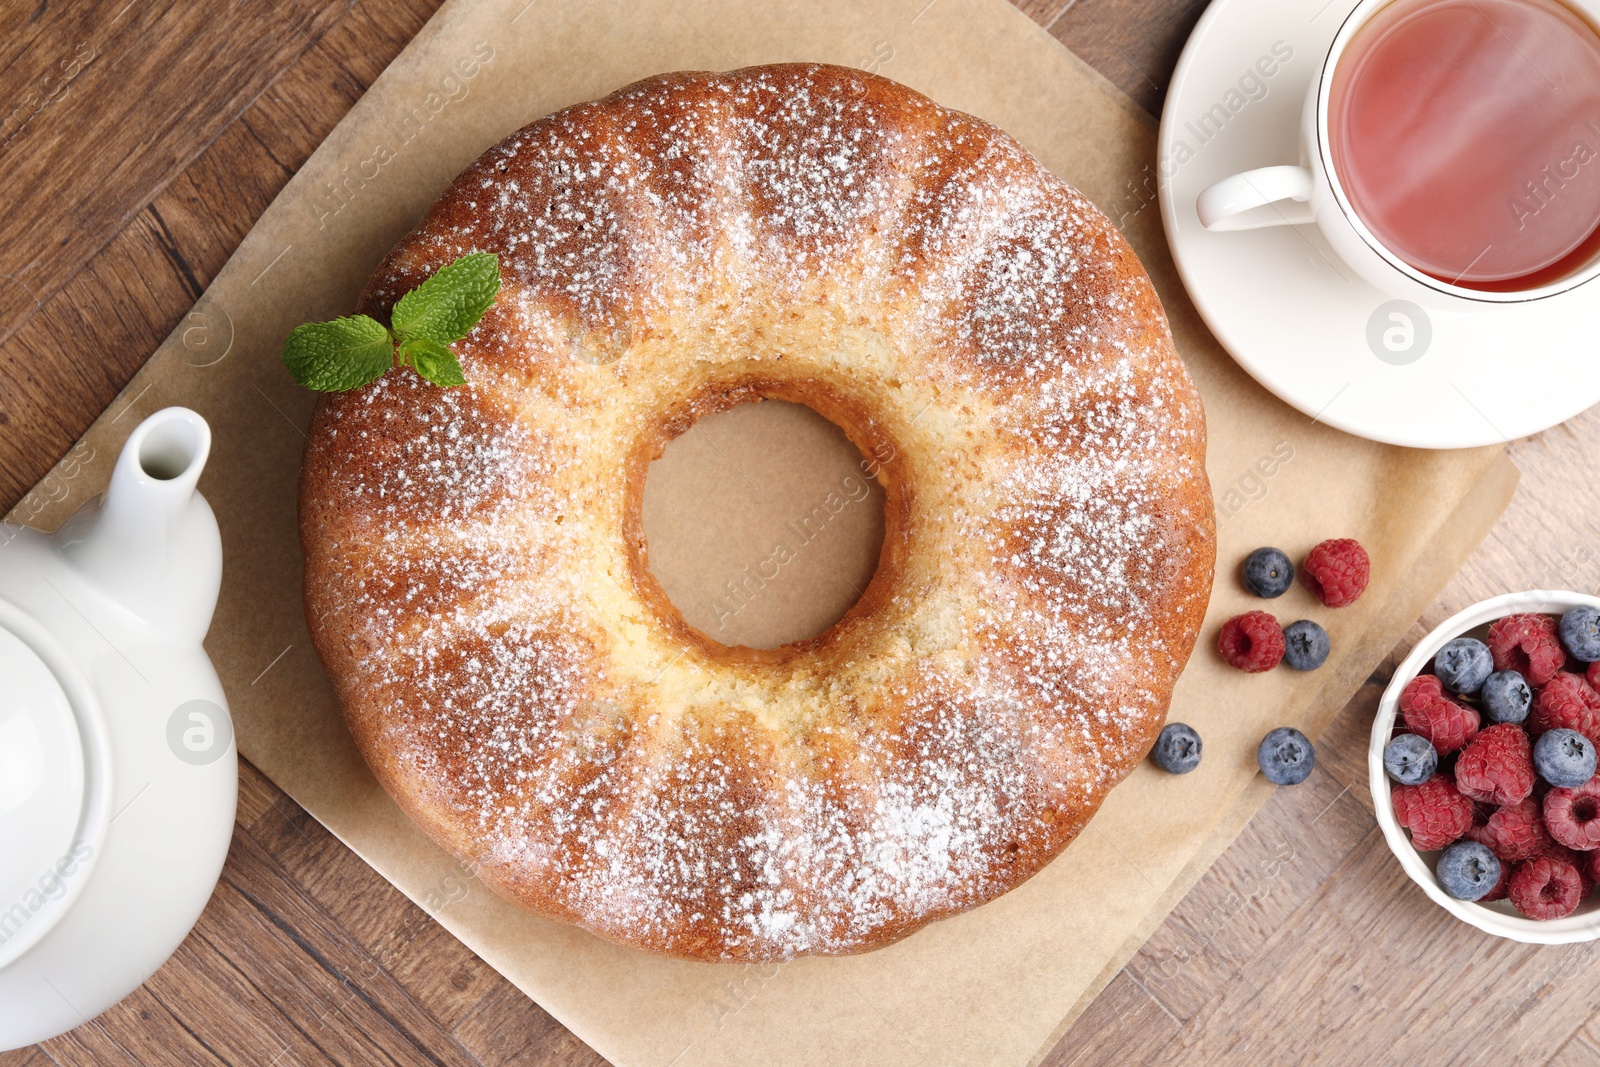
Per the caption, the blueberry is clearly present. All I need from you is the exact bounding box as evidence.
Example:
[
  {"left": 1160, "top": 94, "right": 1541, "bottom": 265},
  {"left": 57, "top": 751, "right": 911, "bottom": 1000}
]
[
  {"left": 1383, "top": 733, "right": 1438, "bottom": 786},
  {"left": 1282, "top": 620, "right": 1330, "bottom": 671},
  {"left": 1436, "top": 841, "right": 1500, "bottom": 901},
  {"left": 1481, "top": 670, "right": 1531, "bottom": 724},
  {"left": 1560, "top": 606, "right": 1600, "bottom": 662},
  {"left": 1151, "top": 722, "right": 1202, "bottom": 774},
  {"left": 1242, "top": 547, "right": 1294, "bottom": 598},
  {"left": 1257, "top": 726, "right": 1315, "bottom": 785},
  {"left": 1532, "top": 727, "right": 1597, "bottom": 788},
  {"left": 1433, "top": 637, "right": 1493, "bottom": 694}
]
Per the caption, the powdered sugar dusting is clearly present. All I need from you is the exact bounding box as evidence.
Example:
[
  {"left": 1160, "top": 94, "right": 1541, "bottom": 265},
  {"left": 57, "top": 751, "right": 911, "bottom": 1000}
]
[{"left": 303, "top": 64, "right": 1214, "bottom": 961}]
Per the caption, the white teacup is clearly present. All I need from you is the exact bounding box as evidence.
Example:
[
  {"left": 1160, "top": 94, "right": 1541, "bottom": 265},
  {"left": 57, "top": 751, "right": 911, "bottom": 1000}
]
[{"left": 1196, "top": 0, "right": 1600, "bottom": 309}]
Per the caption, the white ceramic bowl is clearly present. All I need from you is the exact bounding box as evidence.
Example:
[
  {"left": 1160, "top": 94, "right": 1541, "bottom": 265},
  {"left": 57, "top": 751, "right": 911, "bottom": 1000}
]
[{"left": 1371, "top": 590, "right": 1600, "bottom": 943}]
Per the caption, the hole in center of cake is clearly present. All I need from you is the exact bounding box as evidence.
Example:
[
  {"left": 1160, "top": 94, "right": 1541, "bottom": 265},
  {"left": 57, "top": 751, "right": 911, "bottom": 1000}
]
[{"left": 640, "top": 399, "right": 887, "bottom": 650}]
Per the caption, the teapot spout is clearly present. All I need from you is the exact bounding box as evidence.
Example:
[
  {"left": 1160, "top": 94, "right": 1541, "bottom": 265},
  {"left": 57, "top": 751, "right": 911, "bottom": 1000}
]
[{"left": 56, "top": 407, "right": 221, "bottom": 643}]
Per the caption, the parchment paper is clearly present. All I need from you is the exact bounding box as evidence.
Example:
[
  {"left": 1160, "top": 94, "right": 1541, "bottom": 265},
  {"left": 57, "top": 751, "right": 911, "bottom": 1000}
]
[{"left": 8, "top": 0, "right": 1519, "bottom": 1064}]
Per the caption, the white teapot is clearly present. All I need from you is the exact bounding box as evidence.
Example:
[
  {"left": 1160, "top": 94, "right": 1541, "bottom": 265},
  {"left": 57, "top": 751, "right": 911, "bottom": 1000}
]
[{"left": 0, "top": 407, "right": 235, "bottom": 1050}]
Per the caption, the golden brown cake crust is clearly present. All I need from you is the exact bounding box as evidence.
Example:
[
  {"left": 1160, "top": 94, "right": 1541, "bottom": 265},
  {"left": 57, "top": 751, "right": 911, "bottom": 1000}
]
[{"left": 299, "top": 63, "right": 1215, "bottom": 962}]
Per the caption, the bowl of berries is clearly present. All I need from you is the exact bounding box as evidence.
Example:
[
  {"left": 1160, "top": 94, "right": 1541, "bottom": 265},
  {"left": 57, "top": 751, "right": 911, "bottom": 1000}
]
[{"left": 1371, "top": 592, "right": 1600, "bottom": 943}]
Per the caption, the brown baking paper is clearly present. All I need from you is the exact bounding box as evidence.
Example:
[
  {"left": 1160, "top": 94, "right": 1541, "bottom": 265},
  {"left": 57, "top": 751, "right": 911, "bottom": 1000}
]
[{"left": 7, "top": 0, "right": 1519, "bottom": 1063}]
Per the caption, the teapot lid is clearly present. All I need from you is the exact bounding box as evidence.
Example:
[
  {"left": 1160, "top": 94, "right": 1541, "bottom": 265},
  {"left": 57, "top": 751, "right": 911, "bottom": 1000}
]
[{"left": 0, "top": 611, "right": 110, "bottom": 968}]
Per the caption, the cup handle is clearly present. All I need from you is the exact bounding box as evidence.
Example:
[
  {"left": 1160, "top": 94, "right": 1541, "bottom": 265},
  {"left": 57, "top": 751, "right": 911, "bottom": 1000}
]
[{"left": 1196, "top": 165, "right": 1316, "bottom": 230}]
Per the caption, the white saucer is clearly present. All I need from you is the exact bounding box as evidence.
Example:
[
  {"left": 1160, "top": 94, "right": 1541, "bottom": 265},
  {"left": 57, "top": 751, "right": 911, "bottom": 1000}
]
[{"left": 1157, "top": 0, "right": 1600, "bottom": 448}]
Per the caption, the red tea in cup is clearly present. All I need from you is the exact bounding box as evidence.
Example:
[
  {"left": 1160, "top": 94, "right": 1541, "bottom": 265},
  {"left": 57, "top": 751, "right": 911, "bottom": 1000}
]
[{"left": 1329, "top": 0, "right": 1600, "bottom": 291}]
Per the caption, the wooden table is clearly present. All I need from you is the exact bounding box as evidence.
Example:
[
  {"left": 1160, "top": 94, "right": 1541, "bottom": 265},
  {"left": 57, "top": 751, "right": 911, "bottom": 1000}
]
[{"left": 4, "top": 1, "right": 1599, "bottom": 1064}]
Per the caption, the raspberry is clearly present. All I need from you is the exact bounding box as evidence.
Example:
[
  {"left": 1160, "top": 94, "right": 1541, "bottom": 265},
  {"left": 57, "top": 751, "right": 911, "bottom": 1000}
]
[
  {"left": 1582, "top": 848, "right": 1600, "bottom": 890},
  {"left": 1218, "top": 611, "right": 1284, "bottom": 673},
  {"left": 1486, "top": 613, "right": 1565, "bottom": 687},
  {"left": 1392, "top": 774, "right": 1474, "bottom": 851},
  {"left": 1588, "top": 660, "right": 1600, "bottom": 692},
  {"left": 1400, "top": 674, "right": 1481, "bottom": 755},
  {"left": 1301, "top": 538, "right": 1370, "bottom": 608},
  {"left": 1529, "top": 672, "right": 1600, "bottom": 741},
  {"left": 1509, "top": 853, "right": 1584, "bottom": 919},
  {"left": 1465, "top": 797, "right": 1551, "bottom": 862},
  {"left": 1543, "top": 775, "right": 1600, "bottom": 851},
  {"left": 1454, "top": 723, "right": 1535, "bottom": 806},
  {"left": 1546, "top": 842, "right": 1597, "bottom": 896}
]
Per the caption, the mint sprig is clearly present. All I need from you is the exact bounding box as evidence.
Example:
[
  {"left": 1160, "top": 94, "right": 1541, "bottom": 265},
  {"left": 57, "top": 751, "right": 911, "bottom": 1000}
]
[
  {"left": 282, "top": 252, "right": 500, "bottom": 391},
  {"left": 280, "top": 316, "right": 393, "bottom": 391},
  {"left": 399, "top": 336, "right": 466, "bottom": 386}
]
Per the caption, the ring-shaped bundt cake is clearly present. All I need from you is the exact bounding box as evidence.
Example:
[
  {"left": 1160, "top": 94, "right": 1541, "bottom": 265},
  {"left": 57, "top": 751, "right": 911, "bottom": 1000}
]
[{"left": 300, "top": 63, "right": 1215, "bottom": 961}]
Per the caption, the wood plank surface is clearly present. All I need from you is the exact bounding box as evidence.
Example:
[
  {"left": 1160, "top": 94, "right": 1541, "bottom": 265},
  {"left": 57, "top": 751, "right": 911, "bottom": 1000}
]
[{"left": 4, "top": 1, "right": 1599, "bottom": 1064}]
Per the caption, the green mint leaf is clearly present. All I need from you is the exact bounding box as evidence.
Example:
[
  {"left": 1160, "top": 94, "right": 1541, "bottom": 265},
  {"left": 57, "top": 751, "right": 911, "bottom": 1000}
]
[
  {"left": 401, "top": 336, "right": 466, "bottom": 387},
  {"left": 281, "top": 254, "right": 497, "bottom": 393},
  {"left": 281, "top": 315, "right": 393, "bottom": 391},
  {"left": 390, "top": 252, "right": 500, "bottom": 345}
]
